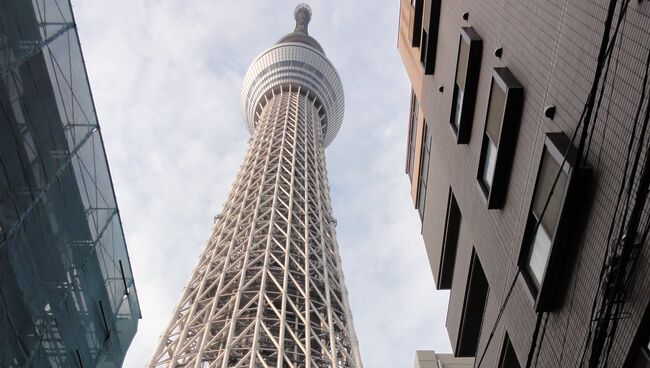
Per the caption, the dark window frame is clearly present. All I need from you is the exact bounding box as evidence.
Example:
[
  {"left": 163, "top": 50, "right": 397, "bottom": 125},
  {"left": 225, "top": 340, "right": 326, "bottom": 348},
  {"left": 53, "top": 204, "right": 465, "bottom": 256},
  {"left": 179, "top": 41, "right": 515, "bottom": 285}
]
[
  {"left": 409, "top": 0, "right": 424, "bottom": 47},
  {"left": 450, "top": 27, "right": 483, "bottom": 144},
  {"left": 636, "top": 347, "right": 650, "bottom": 368},
  {"left": 416, "top": 120, "right": 432, "bottom": 220},
  {"left": 420, "top": 29, "right": 429, "bottom": 67},
  {"left": 517, "top": 132, "right": 592, "bottom": 312},
  {"left": 497, "top": 332, "right": 521, "bottom": 368},
  {"left": 406, "top": 91, "right": 419, "bottom": 178},
  {"left": 438, "top": 188, "right": 461, "bottom": 290},
  {"left": 420, "top": 0, "right": 441, "bottom": 75},
  {"left": 477, "top": 67, "right": 524, "bottom": 209},
  {"left": 456, "top": 248, "right": 489, "bottom": 357},
  {"left": 624, "top": 302, "right": 650, "bottom": 367}
]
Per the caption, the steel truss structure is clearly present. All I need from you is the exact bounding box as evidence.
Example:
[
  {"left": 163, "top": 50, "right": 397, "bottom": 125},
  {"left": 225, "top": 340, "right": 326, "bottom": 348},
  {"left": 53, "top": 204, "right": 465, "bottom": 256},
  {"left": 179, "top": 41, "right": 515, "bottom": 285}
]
[{"left": 150, "top": 5, "right": 362, "bottom": 368}]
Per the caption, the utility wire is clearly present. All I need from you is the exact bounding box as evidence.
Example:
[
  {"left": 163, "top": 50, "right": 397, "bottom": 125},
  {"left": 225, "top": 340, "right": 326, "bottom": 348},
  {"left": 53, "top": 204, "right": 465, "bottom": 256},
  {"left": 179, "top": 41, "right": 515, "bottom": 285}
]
[
  {"left": 474, "top": 269, "right": 521, "bottom": 367},
  {"left": 587, "top": 51, "right": 650, "bottom": 368},
  {"left": 475, "top": 0, "right": 627, "bottom": 363},
  {"left": 580, "top": 47, "right": 650, "bottom": 368},
  {"left": 525, "top": 0, "right": 635, "bottom": 364}
]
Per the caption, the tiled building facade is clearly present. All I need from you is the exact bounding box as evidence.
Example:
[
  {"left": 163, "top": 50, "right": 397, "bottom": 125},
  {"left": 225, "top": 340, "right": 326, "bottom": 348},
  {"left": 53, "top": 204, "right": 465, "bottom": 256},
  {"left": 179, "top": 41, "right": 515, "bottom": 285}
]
[{"left": 398, "top": 0, "right": 650, "bottom": 367}]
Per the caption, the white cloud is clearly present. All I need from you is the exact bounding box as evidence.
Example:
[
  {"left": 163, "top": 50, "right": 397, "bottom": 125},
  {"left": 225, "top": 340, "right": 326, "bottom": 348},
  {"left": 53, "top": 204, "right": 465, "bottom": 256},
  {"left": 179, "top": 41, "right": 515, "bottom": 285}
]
[{"left": 73, "top": 1, "right": 452, "bottom": 367}]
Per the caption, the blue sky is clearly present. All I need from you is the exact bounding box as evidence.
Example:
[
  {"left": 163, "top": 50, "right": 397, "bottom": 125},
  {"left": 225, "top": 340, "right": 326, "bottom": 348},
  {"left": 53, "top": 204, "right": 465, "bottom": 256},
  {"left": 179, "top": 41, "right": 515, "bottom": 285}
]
[{"left": 73, "top": 1, "right": 452, "bottom": 366}]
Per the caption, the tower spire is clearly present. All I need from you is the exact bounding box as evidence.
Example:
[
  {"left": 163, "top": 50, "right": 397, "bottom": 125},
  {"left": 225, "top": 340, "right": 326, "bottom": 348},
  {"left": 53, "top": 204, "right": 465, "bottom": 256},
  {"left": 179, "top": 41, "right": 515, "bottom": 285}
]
[
  {"left": 150, "top": 4, "right": 361, "bottom": 367},
  {"left": 293, "top": 4, "right": 312, "bottom": 33}
]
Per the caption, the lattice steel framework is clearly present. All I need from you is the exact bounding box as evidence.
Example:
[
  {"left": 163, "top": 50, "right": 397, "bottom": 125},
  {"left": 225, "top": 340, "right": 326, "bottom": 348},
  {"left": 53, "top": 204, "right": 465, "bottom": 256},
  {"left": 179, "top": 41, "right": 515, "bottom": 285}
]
[{"left": 150, "top": 5, "right": 362, "bottom": 368}]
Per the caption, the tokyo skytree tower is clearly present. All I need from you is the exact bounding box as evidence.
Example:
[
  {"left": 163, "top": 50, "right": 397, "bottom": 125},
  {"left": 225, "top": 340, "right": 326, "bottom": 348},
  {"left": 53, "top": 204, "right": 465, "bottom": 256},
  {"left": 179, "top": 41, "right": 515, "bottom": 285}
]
[{"left": 149, "top": 4, "right": 363, "bottom": 368}]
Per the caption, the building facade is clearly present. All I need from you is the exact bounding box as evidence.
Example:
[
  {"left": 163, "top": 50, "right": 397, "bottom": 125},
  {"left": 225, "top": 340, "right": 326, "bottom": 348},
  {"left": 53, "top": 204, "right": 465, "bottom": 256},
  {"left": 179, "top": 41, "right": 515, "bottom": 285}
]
[
  {"left": 0, "top": 0, "right": 141, "bottom": 367},
  {"left": 149, "top": 5, "right": 362, "bottom": 368},
  {"left": 398, "top": 0, "right": 650, "bottom": 367},
  {"left": 413, "top": 350, "right": 473, "bottom": 368}
]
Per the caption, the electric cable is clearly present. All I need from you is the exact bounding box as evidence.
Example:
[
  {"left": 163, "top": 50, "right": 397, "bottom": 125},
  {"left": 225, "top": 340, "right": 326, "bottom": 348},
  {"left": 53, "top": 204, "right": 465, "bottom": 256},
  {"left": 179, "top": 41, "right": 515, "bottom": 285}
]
[
  {"left": 475, "top": 0, "right": 629, "bottom": 364},
  {"left": 579, "top": 47, "right": 650, "bottom": 368},
  {"left": 474, "top": 269, "right": 521, "bottom": 367}
]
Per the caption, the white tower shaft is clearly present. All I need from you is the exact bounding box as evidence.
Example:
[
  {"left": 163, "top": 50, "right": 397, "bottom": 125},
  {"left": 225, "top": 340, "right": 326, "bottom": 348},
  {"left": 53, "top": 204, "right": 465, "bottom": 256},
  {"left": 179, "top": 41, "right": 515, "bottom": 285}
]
[{"left": 149, "top": 84, "right": 361, "bottom": 368}]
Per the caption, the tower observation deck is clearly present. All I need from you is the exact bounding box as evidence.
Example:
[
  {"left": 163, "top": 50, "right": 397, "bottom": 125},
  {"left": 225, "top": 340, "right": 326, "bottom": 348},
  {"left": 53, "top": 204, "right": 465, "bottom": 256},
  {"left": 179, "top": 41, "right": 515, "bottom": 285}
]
[{"left": 150, "top": 4, "right": 363, "bottom": 367}]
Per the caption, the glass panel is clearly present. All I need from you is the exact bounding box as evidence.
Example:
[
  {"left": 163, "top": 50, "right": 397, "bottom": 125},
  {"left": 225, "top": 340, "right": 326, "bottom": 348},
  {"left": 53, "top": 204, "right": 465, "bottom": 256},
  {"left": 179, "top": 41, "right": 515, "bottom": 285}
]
[
  {"left": 439, "top": 191, "right": 461, "bottom": 289},
  {"left": 457, "top": 250, "right": 489, "bottom": 357},
  {"left": 482, "top": 138, "right": 497, "bottom": 190},
  {"left": 532, "top": 152, "right": 568, "bottom": 235},
  {"left": 635, "top": 340, "right": 650, "bottom": 368},
  {"left": 420, "top": 29, "right": 428, "bottom": 65},
  {"left": 417, "top": 123, "right": 431, "bottom": 218},
  {"left": 452, "top": 85, "right": 464, "bottom": 130},
  {"left": 408, "top": 93, "right": 419, "bottom": 178},
  {"left": 486, "top": 80, "right": 506, "bottom": 145},
  {"left": 0, "top": 0, "right": 140, "bottom": 366},
  {"left": 528, "top": 225, "right": 552, "bottom": 286},
  {"left": 498, "top": 334, "right": 521, "bottom": 368},
  {"left": 420, "top": 128, "right": 429, "bottom": 185},
  {"left": 456, "top": 37, "right": 469, "bottom": 88},
  {"left": 633, "top": 349, "right": 650, "bottom": 368}
]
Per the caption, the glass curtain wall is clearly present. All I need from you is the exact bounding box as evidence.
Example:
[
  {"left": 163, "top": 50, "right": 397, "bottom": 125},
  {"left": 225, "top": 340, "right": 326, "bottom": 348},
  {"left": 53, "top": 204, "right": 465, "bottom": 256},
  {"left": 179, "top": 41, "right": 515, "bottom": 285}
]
[{"left": 0, "top": 1, "right": 141, "bottom": 367}]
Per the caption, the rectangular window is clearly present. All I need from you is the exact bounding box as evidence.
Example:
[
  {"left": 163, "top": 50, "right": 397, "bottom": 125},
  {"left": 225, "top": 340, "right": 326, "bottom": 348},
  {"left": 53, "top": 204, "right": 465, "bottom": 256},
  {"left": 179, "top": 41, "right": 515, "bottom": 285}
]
[
  {"left": 635, "top": 340, "right": 650, "bottom": 368},
  {"left": 526, "top": 152, "right": 567, "bottom": 287},
  {"left": 456, "top": 248, "right": 489, "bottom": 357},
  {"left": 420, "top": 30, "right": 428, "bottom": 67},
  {"left": 477, "top": 68, "right": 524, "bottom": 209},
  {"left": 406, "top": 92, "right": 419, "bottom": 178},
  {"left": 626, "top": 306, "right": 650, "bottom": 367},
  {"left": 498, "top": 333, "right": 521, "bottom": 368},
  {"left": 409, "top": 0, "right": 424, "bottom": 47},
  {"left": 420, "top": 0, "right": 441, "bottom": 74},
  {"left": 450, "top": 27, "right": 482, "bottom": 144},
  {"left": 416, "top": 121, "right": 432, "bottom": 219},
  {"left": 438, "top": 189, "right": 461, "bottom": 290},
  {"left": 518, "top": 132, "right": 591, "bottom": 311}
]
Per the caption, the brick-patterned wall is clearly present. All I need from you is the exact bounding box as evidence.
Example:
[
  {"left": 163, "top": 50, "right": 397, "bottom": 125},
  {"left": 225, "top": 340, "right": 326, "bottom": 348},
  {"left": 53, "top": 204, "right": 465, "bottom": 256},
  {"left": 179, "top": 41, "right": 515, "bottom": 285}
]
[{"left": 398, "top": 0, "right": 650, "bottom": 366}]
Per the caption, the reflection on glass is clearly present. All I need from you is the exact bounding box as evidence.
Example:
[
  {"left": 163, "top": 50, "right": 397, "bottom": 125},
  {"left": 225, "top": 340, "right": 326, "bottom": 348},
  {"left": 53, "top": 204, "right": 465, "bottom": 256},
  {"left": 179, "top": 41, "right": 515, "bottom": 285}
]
[
  {"left": 0, "top": 0, "right": 140, "bottom": 366},
  {"left": 408, "top": 94, "right": 419, "bottom": 178},
  {"left": 528, "top": 225, "right": 552, "bottom": 286},
  {"left": 482, "top": 139, "right": 497, "bottom": 190},
  {"left": 417, "top": 123, "right": 431, "bottom": 220},
  {"left": 452, "top": 86, "right": 464, "bottom": 130}
]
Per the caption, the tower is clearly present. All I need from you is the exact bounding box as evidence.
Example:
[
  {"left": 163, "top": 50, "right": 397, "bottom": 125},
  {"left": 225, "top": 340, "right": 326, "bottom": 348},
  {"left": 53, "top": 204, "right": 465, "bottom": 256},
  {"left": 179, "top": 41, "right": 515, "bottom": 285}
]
[{"left": 150, "top": 4, "right": 362, "bottom": 368}]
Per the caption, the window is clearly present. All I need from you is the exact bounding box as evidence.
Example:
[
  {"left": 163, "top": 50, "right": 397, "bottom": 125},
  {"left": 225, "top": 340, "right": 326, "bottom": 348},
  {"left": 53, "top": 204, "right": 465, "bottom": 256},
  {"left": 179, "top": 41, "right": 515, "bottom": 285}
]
[
  {"left": 450, "top": 27, "right": 482, "bottom": 144},
  {"left": 438, "top": 189, "right": 461, "bottom": 290},
  {"left": 409, "top": 0, "right": 424, "bottom": 47},
  {"left": 420, "top": 30, "right": 429, "bottom": 66},
  {"left": 518, "top": 132, "right": 591, "bottom": 311},
  {"left": 498, "top": 333, "right": 521, "bottom": 368},
  {"left": 633, "top": 340, "right": 650, "bottom": 368},
  {"left": 416, "top": 121, "right": 432, "bottom": 219},
  {"left": 420, "top": 0, "right": 441, "bottom": 74},
  {"left": 627, "top": 305, "right": 650, "bottom": 367},
  {"left": 456, "top": 248, "right": 489, "bottom": 357},
  {"left": 477, "top": 68, "right": 524, "bottom": 209},
  {"left": 406, "top": 91, "right": 419, "bottom": 178}
]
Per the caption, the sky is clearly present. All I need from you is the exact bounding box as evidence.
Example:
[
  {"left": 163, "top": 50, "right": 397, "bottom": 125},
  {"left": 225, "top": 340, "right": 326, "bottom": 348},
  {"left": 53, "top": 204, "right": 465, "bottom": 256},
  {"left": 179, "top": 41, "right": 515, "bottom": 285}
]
[{"left": 73, "top": 1, "right": 452, "bottom": 366}]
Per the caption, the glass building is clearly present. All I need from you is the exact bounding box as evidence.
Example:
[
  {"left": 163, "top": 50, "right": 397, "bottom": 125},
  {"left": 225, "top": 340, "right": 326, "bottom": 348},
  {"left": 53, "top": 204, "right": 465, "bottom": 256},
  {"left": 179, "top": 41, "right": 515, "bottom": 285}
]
[{"left": 0, "top": 0, "right": 141, "bottom": 367}]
